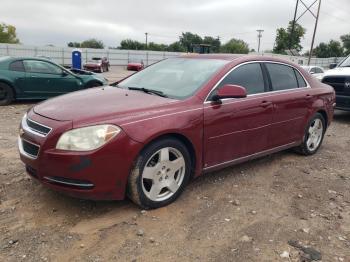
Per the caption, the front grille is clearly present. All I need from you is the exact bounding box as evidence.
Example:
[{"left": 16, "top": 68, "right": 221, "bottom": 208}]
[
  {"left": 322, "top": 76, "right": 350, "bottom": 95},
  {"left": 22, "top": 139, "right": 40, "bottom": 158},
  {"left": 26, "top": 118, "right": 51, "bottom": 136}
]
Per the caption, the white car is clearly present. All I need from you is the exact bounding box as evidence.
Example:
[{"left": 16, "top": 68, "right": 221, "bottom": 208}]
[
  {"left": 321, "top": 55, "right": 350, "bottom": 111},
  {"left": 301, "top": 65, "right": 325, "bottom": 80}
]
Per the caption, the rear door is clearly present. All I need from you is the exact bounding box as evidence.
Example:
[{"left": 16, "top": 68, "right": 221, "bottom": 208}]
[
  {"left": 264, "top": 62, "right": 311, "bottom": 148},
  {"left": 203, "top": 62, "right": 274, "bottom": 168},
  {"left": 23, "top": 60, "right": 81, "bottom": 97}
]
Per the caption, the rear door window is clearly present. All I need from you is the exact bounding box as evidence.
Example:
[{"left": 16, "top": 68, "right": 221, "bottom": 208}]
[
  {"left": 9, "top": 60, "right": 25, "bottom": 72},
  {"left": 217, "top": 63, "right": 265, "bottom": 95},
  {"left": 266, "top": 63, "right": 298, "bottom": 91},
  {"left": 23, "top": 60, "right": 62, "bottom": 74}
]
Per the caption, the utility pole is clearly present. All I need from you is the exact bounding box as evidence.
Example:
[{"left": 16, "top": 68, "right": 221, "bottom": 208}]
[
  {"left": 288, "top": 0, "right": 322, "bottom": 63},
  {"left": 308, "top": 0, "right": 322, "bottom": 65},
  {"left": 145, "top": 32, "right": 148, "bottom": 49},
  {"left": 257, "top": 29, "right": 264, "bottom": 53},
  {"left": 289, "top": 0, "right": 299, "bottom": 50}
]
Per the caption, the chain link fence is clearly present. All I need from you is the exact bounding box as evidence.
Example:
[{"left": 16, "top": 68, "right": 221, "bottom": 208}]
[{"left": 0, "top": 44, "right": 346, "bottom": 69}]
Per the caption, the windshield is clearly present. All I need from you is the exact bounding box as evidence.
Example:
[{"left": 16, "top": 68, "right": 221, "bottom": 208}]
[
  {"left": 339, "top": 55, "right": 350, "bottom": 67},
  {"left": 118, "top": 58, "right": 228, "bottom": 99}
]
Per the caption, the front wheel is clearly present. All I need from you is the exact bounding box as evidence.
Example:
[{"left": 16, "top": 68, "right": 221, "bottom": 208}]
[
  {"left": 295, "top": 113, "right": 325, "bottom": 155},
  {"left": 0, "top": 83, "right": 14, "bottom": 106},
  {"left": 128, "top": 138, "right": 191, "bottom": 209}
]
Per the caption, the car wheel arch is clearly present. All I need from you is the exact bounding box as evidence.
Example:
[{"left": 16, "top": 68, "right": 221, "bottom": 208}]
[
  {"left": 316, "top": 109, "right": 328, "bottom": 127},
  {"left": 135, "top": 133, "right": 197, "bottom": 178},
  {"left": 0, "top": 80, "right": 16, "bottom": 97}
]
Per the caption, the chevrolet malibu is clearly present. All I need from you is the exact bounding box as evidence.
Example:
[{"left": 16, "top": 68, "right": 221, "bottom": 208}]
[{"left": 18, "top": 55, "right": 335, "bottom": 209}]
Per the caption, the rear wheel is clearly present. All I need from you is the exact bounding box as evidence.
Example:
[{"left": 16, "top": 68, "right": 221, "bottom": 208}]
[
  {"left": 295, "top": 113, "right": 325, "bottom": 155},
  {"left": 128, "top": 138, "right": 191, "bottom": 209},
  {"left": 0, "top": 83, "right": 14, "bottom": 106}
]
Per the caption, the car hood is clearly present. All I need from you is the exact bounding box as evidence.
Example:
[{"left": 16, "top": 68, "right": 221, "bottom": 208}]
[
  {"left": 33, "top": 86, "right": 180, "bottom": 126},
  {"left": 323, "top": 67, "right": 350, "bottom": 78}
]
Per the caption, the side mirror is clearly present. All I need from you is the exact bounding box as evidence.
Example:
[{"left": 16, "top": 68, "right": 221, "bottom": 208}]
[
  {"left": 329, "top": 63, "right": 337, "bottom": 69},
  {"left": 212, "top": 84, "right": 247, "bottom": 102}
]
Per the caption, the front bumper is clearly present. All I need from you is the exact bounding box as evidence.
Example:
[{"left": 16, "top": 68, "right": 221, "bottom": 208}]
[
  {"left": 18, "top": 111, "right": 143, "bottom": 200},
  {"left": 335, "top": 95, "right": 350, "bottom": 111}
]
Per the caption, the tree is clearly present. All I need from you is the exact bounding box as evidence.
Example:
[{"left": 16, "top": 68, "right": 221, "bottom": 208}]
[
  {"left": 167, "top": 41, "right": 186, "bottom": 52},
  {"left": 67, "top": 42, "right": 81, "bottom": 48},
  {"left": 273, "top": 21, "right": 306, "bottom": 54},
  {"left": 80, "top": 38, "right": 104, "bottom": 49},
  {"left": 0, "top": 23, "right": 20, "bottom": 44},
  {"left": 220, "top": 38, "right": 249, "bottom": 54},
  {"left": 340, "top": 34, "right": 350, "bottom": 55},
  {"left": 179, "top": 32, "right": 203, "bottom": 52},
  {"left": 313, "top": 40, "right": 344, "bottom": 58},
  {"left": 202, "top": 36, "right": 221, "bottom": 53},
  {"left": 148, "top": 42, "right": 168, "bottom": 51},
  {"left": 119, "top": 39, "right": 145, "bottom": 50}
]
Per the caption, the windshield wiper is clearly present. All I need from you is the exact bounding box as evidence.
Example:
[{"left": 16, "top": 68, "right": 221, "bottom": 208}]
[{"left": 128, "top": 87, "right": 168, "bottom": 98}]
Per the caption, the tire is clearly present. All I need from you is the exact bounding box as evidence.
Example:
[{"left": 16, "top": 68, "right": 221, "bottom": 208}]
[
  {"left": 85, "top": 81, "right": 102, "bottom": 88},
  {"left": 106, "top": 65, "right": 109, "bottom": 72},
  {"left": 0, "top": 82, "right": 14, "bottom": 106},
  {"left": 295, "top": 113, "right": 325, "bottom": 156},
  {"left": 128, "top": 137, "right": 191, "bottom": 209}
]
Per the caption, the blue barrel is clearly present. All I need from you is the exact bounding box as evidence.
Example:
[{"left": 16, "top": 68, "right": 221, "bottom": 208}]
[{"left": 72, "top": 49, "right": 82, "bottom": 69}]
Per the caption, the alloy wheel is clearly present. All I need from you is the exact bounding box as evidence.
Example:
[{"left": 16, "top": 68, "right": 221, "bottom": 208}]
[
  {"left": 306, "top": 118, "right": 323, "bottom": 152},
  {"left": 141, "top": 147, "right": 186, "bottom": 202}
]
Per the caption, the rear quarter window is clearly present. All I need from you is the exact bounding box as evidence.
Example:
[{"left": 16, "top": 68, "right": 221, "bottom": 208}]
[
  {"left": 266, "top": 63, "right": 299, "bottom": 91},
  {"left": 294, "top": 69, "right": 307, "bottom": 88},
  {"left": 9, "top": 61, "right": 25, "bottom": 72}
]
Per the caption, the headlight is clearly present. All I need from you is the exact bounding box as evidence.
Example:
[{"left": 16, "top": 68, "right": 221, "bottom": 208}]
[{"left": 56, "top": 125, "right": 121, "bottom": 151}]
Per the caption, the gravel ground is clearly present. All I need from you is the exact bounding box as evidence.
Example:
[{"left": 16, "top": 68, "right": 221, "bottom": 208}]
[{"left": 0, "top": 69, "right": 349, "bottom": 261}]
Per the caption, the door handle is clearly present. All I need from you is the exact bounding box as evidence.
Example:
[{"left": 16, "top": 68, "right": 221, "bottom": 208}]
[
  {"left": 260, "top": 101, "right": 272, "bottom": 108},
  {"left": 305, "top": 94, "right": 312, "bottom": 100}
]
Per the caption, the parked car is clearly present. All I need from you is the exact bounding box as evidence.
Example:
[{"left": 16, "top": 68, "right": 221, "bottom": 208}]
[
  {"left": 322, "top": 55, "right": 350, "bottom": 111},
  {"left": 301, "top": 65, "right": 325, "bottom": 80},
  {"left": 127, "top": 60, "right": 144, "bottom": 71},
  {"left": 83, "top": 57, "right": 110, "bottom": 73},
  {"left": 18, "top": 55, "right": 335, "bottom": 209},
  {"left": 0, "top": 56, "right": 108, "bottom": 105}
]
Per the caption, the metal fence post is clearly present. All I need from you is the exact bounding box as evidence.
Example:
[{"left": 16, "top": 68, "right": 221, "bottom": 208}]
[
  {"left": 61, "top": 48, "right": 64, "bottom": 66},
  {"left": 146, "top": 52, "right": 149, "bottom": 66},
  {"left": 85, "top": 49, "right": 88, "bottom": 63},
  {"left": 6, "top": 45, "right": 9, "bottom": 55},
  {"left": 127, "top": 51, "right": 130, "bottom": 63}
]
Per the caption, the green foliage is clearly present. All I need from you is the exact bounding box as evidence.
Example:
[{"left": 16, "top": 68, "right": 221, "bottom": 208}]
[
  {"left": 119, "top": 39, "right": 145, "bottom": 50},
  {"left": 203, "top": 36, "right": 221, "bottom": 53},
  {"left": 80, "top": 38, "right": 104, "bottom": 49},
  {"left": 220, "top": 38, "right": 249, "bottom": 54},
  {"left": 0, "top": 23, "right": 20, "bottom": 44},
  {"left": 167, "top": 41, "right": 186, "bottom": 52},
  {"left": 340, "top": 34, "right": 350, "bottom": 55},
  {"left": 313, "top": 40, "right": 344, "bottom": 58},
  {"left": 273, "top": 21, "right": 306, "bottom": 54},
  {"left": 67, "top": 39, "right": 104, "bottom": 49},
  {"left": 179, "top": 32, "right": 202, "bottom": 52},
  {"left": 67, "top": 42, "right": 81, "bottom": 48}
]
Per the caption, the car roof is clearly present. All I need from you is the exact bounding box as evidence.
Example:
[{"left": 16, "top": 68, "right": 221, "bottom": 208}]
[{"left": 180, "top": 54, "right": 244, "bottom": 61}]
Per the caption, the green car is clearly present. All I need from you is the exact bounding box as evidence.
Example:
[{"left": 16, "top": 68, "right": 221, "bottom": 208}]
[{"left": 0, "top": 56, "right": 108, "bottom": 105}]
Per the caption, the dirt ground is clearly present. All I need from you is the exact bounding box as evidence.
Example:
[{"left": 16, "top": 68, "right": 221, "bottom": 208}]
[{"left": 0, "top": 68, "right": 350, "bottom": 261}]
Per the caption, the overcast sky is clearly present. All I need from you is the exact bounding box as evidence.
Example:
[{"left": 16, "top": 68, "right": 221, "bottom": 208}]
[{"left": 1, "top": 0, "right": 349, "bottom": 51}]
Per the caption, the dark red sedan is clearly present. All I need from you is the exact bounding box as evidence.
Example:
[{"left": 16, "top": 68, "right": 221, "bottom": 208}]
[{"left": 18, "top": 55, "right": 335, "bottom": 209}]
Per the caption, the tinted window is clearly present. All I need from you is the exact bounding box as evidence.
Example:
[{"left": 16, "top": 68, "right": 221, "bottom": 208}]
[
  {"left": 23, "top": 60, "right": 62, "bottom": 74},
  {"left": 294, "top": 69, "right": 307, "bottom": 87},
  {"left": 266, "top": 63, "right": 298, "bottom": 91},
  {"left": 217, "top": 63, "right": 265, "bottom": 95},
  {"left": 315, "top": 67, "right": 323, "bottom": 74},
  {"left": 9, "top": 61, "right": 25, "bottom": 72}
]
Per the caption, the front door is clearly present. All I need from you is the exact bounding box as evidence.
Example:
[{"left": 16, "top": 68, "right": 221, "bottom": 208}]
[
  {"left": 23, "top": 60, "right": 80, "bottom": 98},
  {"left": 203, "top": 62, "right": 273, "bottom": 169}
]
